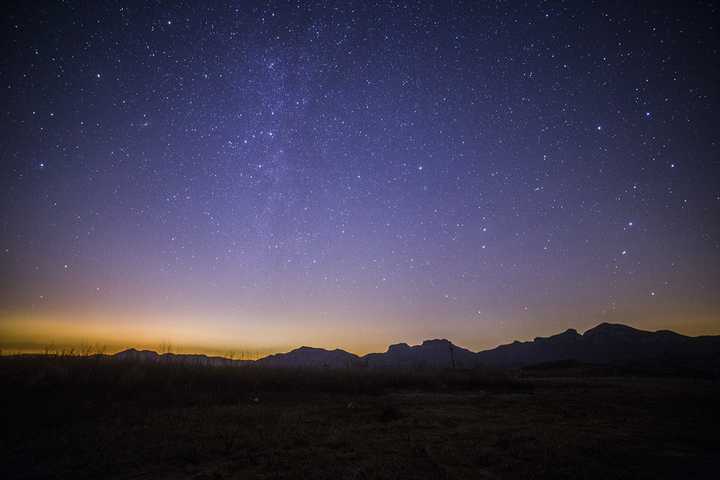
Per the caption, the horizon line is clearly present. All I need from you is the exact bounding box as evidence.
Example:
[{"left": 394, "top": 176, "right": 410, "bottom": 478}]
[{"left": 4, "top": 321, "right": 716, "bottom": 361}]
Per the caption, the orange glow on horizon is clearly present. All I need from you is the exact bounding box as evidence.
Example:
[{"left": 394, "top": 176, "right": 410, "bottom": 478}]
[{"left": 2, "top": 305, "right": 719, "bottom": 358}]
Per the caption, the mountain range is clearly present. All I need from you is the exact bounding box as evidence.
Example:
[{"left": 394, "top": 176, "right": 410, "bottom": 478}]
[
  {"left": 113, "top": 349, "right": 251, "bottom": 366},
  {"left": 110, "top": 323, "right": 720, "bottom": 372}
]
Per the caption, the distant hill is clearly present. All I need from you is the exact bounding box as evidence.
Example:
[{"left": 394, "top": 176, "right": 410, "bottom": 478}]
[
  {"left": 255, "top": 346, "right": 360, "bottom": 368},
  {"left": 475, "top": 323, "right": 720, "bottom": 371},
  {"left": 108, "top": 323, "right": 720, "bottom": 373},
  {"left": 114, "top": 348, "right": 250, "bottom": 366},
  {"left": 363, "top": 339, "right": 481, "bottom": 368}
]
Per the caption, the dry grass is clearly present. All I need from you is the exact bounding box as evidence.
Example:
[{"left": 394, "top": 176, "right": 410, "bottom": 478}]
[{"left": 1, "top": 356, "right": 718, "bottom": 479}]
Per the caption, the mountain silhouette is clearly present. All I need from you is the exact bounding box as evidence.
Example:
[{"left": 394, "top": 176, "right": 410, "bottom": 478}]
[
  {"left": 256, "top": 346, "right": 360, "bottom": 368},
  {"left": 110, "top": 323, "right": 720, "bottom": 372},
  {"left": 475, "top": 322, "right": 720, "bottom": 370},
  {"left": 363, "top": 339, "right": 480, "bottom": 368},
  {"left": 114, "top": 348, "right": 250, "bottom": 366}
]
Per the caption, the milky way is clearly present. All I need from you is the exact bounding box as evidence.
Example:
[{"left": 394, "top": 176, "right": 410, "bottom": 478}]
[{"left": 1, "top": 1, "right": 718, "bottom": 354}]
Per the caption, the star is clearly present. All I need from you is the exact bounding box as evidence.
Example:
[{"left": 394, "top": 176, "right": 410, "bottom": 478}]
[{"left": 2, "top": 0, "right": 716, "bottom": 356}]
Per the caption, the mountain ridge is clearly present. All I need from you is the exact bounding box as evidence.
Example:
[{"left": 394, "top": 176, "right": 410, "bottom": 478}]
[{"left": 107, "top": 322, "right": 720, "bottom": 372}]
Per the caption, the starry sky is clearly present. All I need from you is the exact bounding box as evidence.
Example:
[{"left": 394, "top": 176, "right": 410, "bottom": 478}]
[{"left": 1, "top": 1, "right": 719, "bottom": 355}]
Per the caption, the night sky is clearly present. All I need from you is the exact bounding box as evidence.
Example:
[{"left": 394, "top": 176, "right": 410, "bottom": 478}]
[{"left": 2, "top": 1, "right": 719, "bottom": 355}]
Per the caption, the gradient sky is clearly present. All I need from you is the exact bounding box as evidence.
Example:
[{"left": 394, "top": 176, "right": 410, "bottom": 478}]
[{"left": 1, "top": 1, "right": 719, "bottom": 356}]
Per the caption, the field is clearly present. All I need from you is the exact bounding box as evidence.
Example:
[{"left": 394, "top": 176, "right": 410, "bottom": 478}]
[{"left": 1, "top": 356, "right": 718, "bottom": 479}]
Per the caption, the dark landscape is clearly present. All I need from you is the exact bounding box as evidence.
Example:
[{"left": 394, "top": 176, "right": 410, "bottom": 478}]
[
  {"left": 91, "top": 322, "right": 720, "bottom": 374},
  {"left": 2, "top": 323, "right": 719, "bottom": 479}
]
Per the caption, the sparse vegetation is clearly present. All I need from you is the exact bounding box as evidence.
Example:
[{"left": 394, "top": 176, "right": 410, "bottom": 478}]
[{"left": 1, "top": 355, "right": 718, "bottom": 479}]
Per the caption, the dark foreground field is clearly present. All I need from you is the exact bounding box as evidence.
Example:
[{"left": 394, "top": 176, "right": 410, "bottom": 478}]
[{"left": 1, "top": 356, "right": 718, "bottom": 479}]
